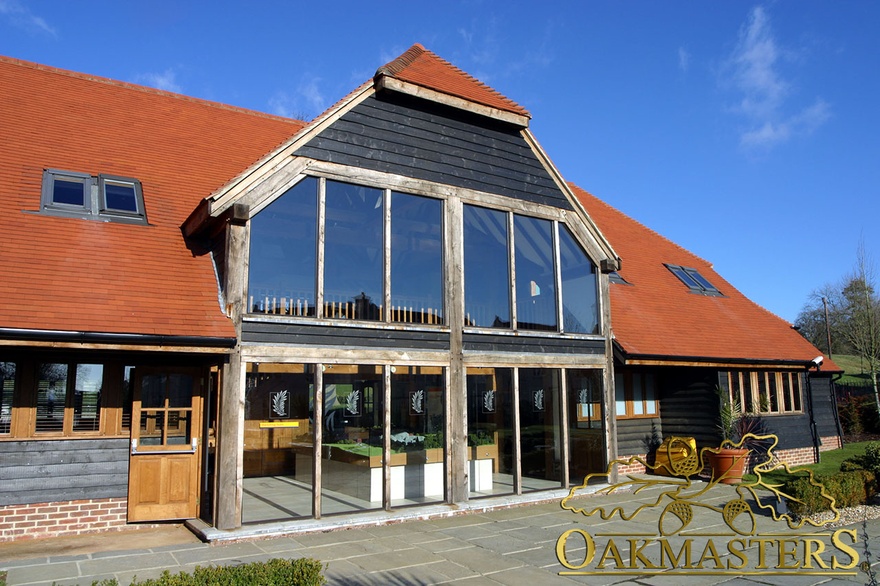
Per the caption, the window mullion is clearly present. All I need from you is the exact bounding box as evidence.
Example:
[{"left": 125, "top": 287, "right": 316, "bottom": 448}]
[
  {"left": 316, "top": 177, "right": 326, "bottom": 318},
  {"left": 552, "top": 221, "right": 564, "bottom": 333},
  {"left": 508, "top": 212, "right": 517, "bottom": 329},
  {"left": 383, "top": 189, "right": 391, "bottom": 323}
]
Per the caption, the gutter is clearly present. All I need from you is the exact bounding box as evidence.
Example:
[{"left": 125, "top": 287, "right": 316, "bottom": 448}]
[{"left": 0, "top": 327, "right": 236, "bottom": 349}]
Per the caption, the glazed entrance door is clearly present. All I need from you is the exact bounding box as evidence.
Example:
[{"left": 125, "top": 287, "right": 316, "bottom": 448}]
[{"left": 127, "top": 369, "right": 203, "bottom": 522}]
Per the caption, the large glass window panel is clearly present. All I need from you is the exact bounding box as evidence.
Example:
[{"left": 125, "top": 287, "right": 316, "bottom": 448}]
[
  {"left": 390, "top": 367, "right": 445, "bottom": 507},
  {"left": 0, "top": 362, "right": 14, "bottom": 435},
  {"left": 248, "top": 177, "right": 318, "bottom": 316},
  {"left": 464, "top": 205, "right": 510, "bottom": 328},
  {"left": 518, "top": 368, "right": 562, "bottom": 490},
  {"left": 514, "top": 215, "right": 557, "bottom": 331},
  {"left": 242, "top": 363, "right": 315, "bottom": 524},
  {"left": 36, "top": 363, "right": 67, "bottom": 433},
  {"left": 72, "top": 364, "right": 103, "bottom": 432},
  {"left": 391, "top": 192, "right": 444, "bottom": 325},
  {"left": 321, "top": 365, "right": 384, "bottom": 515},
  {"left": 324, "top": 181, "right": 384, "bottom": 321},
  {"left": 559, "top": 225, "right": 599, "bottom": 334},
  {"left": 567, "top": 369, "right": 605, "bottom": 483},
  {"left": 467, "top": 367, "right": 514, "bottom": 497}
]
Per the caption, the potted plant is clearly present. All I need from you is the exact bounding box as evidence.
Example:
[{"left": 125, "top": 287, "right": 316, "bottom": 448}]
[{"left": 708, "top": 388, "right": 767, "bottom": 484}]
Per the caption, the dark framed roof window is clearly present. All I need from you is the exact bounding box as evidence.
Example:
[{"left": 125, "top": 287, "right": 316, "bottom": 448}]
[
  {"left": 665, "top": 264, "right": 723, "bottom": 296},
  {"left": 39, "top": 169, "right": 147, "bottom": 224}
]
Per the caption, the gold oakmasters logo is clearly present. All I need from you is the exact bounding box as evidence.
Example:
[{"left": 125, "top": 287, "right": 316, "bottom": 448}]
[{"left": 556, "top": 435, "right": 861, "bottom": 578}]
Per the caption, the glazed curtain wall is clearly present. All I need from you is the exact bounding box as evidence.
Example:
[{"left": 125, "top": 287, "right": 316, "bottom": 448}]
[{"left": 242, "top": 363, "right": 606, "bottom": 524}]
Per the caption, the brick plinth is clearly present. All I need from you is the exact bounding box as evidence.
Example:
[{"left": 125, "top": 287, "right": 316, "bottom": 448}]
[{"left": 0, "top": 498, "right": 128, "bottom": 542}]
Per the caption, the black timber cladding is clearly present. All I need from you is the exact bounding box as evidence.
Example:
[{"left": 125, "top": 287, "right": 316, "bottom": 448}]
[
  {"left": 295, "top": 92, "right": 573, "bottom": 210},
  {"left": 463, "top": 333, "right": 604, "bottom": 355},
  {"left": 0, "top": 439, "right": 128, "bottom": 506},
  {"left": 242, "top": 320, "right": 450, "bottom": 350}
]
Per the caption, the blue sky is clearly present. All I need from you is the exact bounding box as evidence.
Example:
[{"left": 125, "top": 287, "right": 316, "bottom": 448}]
[{"left": 2, "top": 1, "right": 878, "bottom": 323}]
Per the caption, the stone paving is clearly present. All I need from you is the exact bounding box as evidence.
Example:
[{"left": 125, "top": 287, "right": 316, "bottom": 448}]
[{"left": 2, "top": 482, "right": 880, "bottom": 585}]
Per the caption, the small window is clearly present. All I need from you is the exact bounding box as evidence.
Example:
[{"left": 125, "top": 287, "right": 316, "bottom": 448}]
[
  {"left": 42, "top": 169, "right": 91, "bottom": 212},
  {"left": 615, "top": 370, "right": 659, "bottom": 419},
  {"left": 728, "top": 370, "right": 802, "bottom": 415},
  {"left": 665, "top": 264, "right": 722, "bottom": 296},
  {"left": 608, "top": 271, "right": 630, "bottom": 286},
  {"left": 40, "top": 169, "right": 146, "bottom": 223},
  {"left": 100, "top": 175, "right": 143, "bottom": 215}
]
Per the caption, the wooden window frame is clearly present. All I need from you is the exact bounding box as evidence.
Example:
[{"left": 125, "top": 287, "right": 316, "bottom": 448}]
[
  {"left": 0, "top": 358, "right": 131, "bottom": 440},
  {"left": 728, "top": 370, "right": 803, "bottom": 416},
  {"left": 614, "top": 370, "right": 659, "bottom": 419}
]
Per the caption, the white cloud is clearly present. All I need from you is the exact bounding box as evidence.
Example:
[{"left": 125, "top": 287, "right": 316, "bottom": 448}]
[
  {"left": 0, "top": 0, "right": 56, "bottom": 36},
  {"left": 678, "top": 47, "right": 690, "bottom": 73},
  {"left": 135, "top": 69, "right": 182, "bottom": 94},
  {"left": 269, "top": 75, "right": 327, "bottom": 120},
  {"left": 722, "top": 6, "right": 830, "bottom": 150}
]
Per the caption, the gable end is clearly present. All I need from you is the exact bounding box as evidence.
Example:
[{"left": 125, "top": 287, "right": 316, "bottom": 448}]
[{"left": 293, "top": 92, "right": 572, "bottom": 211}]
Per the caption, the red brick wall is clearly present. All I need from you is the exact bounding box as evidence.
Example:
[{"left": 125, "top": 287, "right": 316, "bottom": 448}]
[
  {"left": 617, "top": 442, "right": 830, "bottom": 477},
  {"left": 0, "top": 497, "right": 128, "bottom": 542},
  {"left": 819, "top": 434, "right": 842, "bottom": 452}
]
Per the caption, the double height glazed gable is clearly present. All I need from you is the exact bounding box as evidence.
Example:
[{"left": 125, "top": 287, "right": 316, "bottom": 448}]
[
  {"left": 463, "top": 204, "right": 599, "bottom": 334},
  {"left": 248, "top": 176, "right": 444, "bottom": 325}
]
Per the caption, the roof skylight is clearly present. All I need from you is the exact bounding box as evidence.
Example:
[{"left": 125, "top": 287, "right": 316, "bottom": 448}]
[{"left": 665, "top": 264, "right": 722, "bottom": 296}]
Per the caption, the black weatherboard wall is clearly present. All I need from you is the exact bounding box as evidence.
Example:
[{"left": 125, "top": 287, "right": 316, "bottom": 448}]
[
  {"left": 295, "top": 92, "right": 572, "bottom": 211},
  {"left": 0, "top": 439, "right": 129, "bottom": 506}
]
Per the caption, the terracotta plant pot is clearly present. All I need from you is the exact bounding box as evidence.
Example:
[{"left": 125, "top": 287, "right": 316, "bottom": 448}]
[{"left": 708, "top": 447, "right": 749, "bottom": 484}]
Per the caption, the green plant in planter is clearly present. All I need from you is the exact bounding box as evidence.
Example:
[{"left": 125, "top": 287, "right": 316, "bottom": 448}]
[{"left": 716, "top": 387, "right": 770, "bottom": 450}]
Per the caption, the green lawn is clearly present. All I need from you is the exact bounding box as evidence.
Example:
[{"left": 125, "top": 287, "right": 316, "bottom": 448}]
[
  {"left": 745, "top": 440, "right": 875, "bottom": 484},
  {"left": 832, "top": 354, "right": 875, "bottom": 385}
]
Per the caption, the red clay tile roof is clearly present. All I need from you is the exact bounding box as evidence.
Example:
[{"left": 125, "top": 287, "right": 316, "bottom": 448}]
[
  {"left": 376, "top": 43, "right": 530, "bottom": 118},
  {"left": 0, "top": 56, "right": 304, "bottom": 341},
  {"left": 571, "top": 184, "right": 839, "bottom": 370}
]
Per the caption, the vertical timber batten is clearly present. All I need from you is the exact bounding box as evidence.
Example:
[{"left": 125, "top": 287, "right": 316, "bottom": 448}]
[
  {"left": 216, "top": 211, "right": 249, "bottom": 530},
  {"left": 600, "top": 272, "right": 618, "bottom": 484},
  {"left": 447, "top": 196, "right": 467, "bottom": 503}
]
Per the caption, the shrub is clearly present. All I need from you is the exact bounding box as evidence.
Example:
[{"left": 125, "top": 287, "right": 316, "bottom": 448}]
[
  {"left": 784, "top": 470, "right": 876, "bottom": 516},
  {"left": 90, "top": 557, "right": 326, "bottom": 586}
]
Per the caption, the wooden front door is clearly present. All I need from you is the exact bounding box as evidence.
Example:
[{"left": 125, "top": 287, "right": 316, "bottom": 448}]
[{"left": 128, "top": 369, "right": 203, "bottom": 522}]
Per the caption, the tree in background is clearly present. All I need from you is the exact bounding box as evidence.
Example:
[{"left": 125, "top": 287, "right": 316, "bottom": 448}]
[
  {"left": 839, "top": 242, "right": 880, "bottom": 413},
  {"left": 798, "top": 240, "right": 880, "bottom": 413}
]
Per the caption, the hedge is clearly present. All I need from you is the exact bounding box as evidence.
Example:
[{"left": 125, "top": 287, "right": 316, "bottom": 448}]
[
  {"left": 784, "top": 469, "right": 876, "bottom": 516},
  {"left": 90, "top": 557, "right": 325, "bottom": 586}
]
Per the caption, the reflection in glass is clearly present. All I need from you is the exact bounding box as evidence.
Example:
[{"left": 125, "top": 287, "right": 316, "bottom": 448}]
[
  {"left": 390, "top": 367, "right": 445, "bottom": 507},
  {"left": 53, "top": 179, "right": 85, "bottom": 206},
  {"left": 248, "top": 177, "right": 318, "bottom": 316},
  {"left": 559, "top": 225, "right": 599, "bottom": 334},
  {"left": 518, "top": 368, "right": 562, "bottom": 491},
  {"left": 122, "top": 366, "right": 134, "bottom": 431},
  {"left": 139, "top": 410, "right": 164, "bottom": 446},
  {"left": 324, "top": 181, "right": 384, "bottom": 320},
  {"left": 242, "top": 363, "right": 316, "bottom": 524},
  {"left": 566, "top": 369, "right": 605, "bottom": 483},
  {"left": 168, "top": 374, "right": 192, "bottom": 408},
  {"left": 142, "top": 374, "right": 166, "bottom": 409},
  {"left": 321, "top": 365, "right": 384, "bottom": 515},
  {"left": 391, "top": 192, "right": 444, "bottom": 324},
  {"left": 72, "top": 364, "right": 103, "bottom": 432},
  {"left": 0, "top": 362, "right": 15, "bottom": 434},
  {"left": 514, "top": 215, "right": 557, "bottom": 331},
  {"left": 466, "top": 367, "right": 514, "bottom": 497},
  {"left": 464, "top": 205, "right": 510, "bottom": 328},
  {"left": 165, "top": 410, "right": 191, "bottom": 445},
  {"left": 137, "top": 373, "right": 194, "bottom": 447},
  {"left": 36, "top": 363, "right": 67, "bottom": 433}
]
